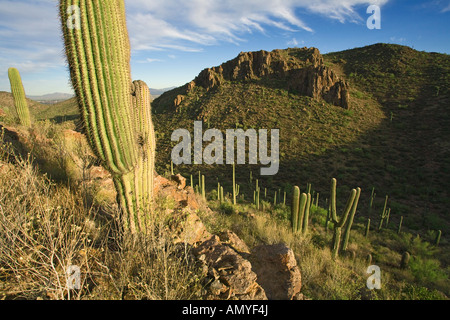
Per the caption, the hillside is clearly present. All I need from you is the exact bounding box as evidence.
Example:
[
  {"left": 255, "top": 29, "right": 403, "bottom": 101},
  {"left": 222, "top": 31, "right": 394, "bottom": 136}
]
[
  {"left": 1, "top": 42, "right": 449, "bottom": 300},
  {"left": 0, "top": 91, "right": 47, "bottom": 122},
  {"left": 152, "top": 43, "right": 450, "bottom": 236}
]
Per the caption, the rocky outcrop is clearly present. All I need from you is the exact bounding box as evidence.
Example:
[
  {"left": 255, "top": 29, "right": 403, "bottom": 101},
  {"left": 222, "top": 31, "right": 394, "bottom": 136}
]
[
  {"left": 287, "top": 65, "right": 350, "bottom": 109},
  {"left": 194, "top": 234, "right": 267, "bottom": 300},
  {"left": 185, "top": 47, "right": 349, "bottom": 109},
  {"left": 249, "top": 243, "right": 302, "bottom": 300}
]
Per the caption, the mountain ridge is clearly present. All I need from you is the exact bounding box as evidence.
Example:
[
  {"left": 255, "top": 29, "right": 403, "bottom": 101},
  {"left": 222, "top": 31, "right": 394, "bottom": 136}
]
[{"left": 152, "top": 43, "right": 450, "bottom": 234}]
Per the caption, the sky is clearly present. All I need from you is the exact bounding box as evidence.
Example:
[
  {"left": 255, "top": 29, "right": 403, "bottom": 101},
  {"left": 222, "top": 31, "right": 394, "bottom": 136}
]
[{"left": 0, "top": 0, "right": 449, "bottom": 96}]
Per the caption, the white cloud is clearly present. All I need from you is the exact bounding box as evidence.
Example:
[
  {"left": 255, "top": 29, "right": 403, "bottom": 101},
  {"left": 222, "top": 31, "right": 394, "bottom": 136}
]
[
  {"left": 287, "top": 38, "right": 305, "bottom": 47},
  {"left": 390, "top": 36, "right": 406, "bottom": 43},
  {"left": 0, "top": 0, "right": 391, "bottom": 93},
  {"left": 0, "top": 0, "right": 63, "bottom": 72},
  {"left": 442, "top": 3, "right": 450, "bottom": 12},
  {"left": 125, "top": 0, "right": 390, "bottom": 51}
]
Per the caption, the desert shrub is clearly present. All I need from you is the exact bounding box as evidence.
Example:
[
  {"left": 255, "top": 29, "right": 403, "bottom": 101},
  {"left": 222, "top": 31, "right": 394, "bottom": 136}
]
[
  {"left": 409, "top": 256, "right": 447, "bottom": 284},
  {"left": 0, "top": 152, "right": 100, "bottom": 299}
]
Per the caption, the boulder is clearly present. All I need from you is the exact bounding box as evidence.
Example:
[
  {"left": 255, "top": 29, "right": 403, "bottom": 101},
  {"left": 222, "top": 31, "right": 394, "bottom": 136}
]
[
  {"left": 194, "top": 235, "right": 267, "bottom": 300},
  {"left": 249, "top": 243, "right": 302, "bottom": 300}
]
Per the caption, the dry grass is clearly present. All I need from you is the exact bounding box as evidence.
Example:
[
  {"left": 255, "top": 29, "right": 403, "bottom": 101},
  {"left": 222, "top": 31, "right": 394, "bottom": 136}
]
[
  {"left": 0, "top": 129, "right": 205, "bottom": 300},
  {"left": 0, "top": 150, "right": 99, "bottom": 299}
]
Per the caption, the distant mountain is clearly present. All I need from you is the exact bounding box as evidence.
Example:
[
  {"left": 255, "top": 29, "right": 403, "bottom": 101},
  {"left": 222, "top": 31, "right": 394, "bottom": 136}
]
[
  {"left": 27, "top": 92, "right": 75, "bottom": 102},
  {"left": 26, "top": 88, "right": 174, "bottom": 102},
  {"left": 149, "top": 87, "right": 177, "bottom": 97}
]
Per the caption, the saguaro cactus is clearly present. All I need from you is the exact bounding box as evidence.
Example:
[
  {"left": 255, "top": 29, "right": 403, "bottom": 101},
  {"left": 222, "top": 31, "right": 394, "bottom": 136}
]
[
  {"left": 378, "top": 195, "right": 389, "bottom": 230},
  {"left": 301, "top": 193, "right": 312, "bottom": 236},
  {"left": 8, "top": 67, "right": 31, "bottom": 127},
  {"left": 297, "top": 193, "right": 308, "bottom": 233},
  {"left": 329, "top": 178, "right": 358, "bottom": 260},
  {"left": 59, "top": 0, "right": 155, "bottom": 234},
  {"left": 435, "top": 230, "right": 442, "bottom": 247},
  {"left": 232, "top": 163, "right": 236, "bottom": 205},
  {"left": 291, "top": 186, "right": 300, "bottom": 232},
  {"left": 341, "top": 187, "right": 361, "bottom": 252}
]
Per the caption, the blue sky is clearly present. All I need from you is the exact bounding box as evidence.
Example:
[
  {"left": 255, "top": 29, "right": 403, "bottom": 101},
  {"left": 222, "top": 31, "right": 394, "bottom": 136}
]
[{"left": 0, "top": 0, "right": 449, "bottom": 95}]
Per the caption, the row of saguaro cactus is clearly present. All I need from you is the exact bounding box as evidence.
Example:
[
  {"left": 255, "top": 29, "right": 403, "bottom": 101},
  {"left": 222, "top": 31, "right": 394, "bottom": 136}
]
[
  {"left": 59, "top": 0, "right": 156, "bottom": 234},
  {"left": 8, "top": 67, "right": 31, "bottom": 127},
  {"left": 291, "top": 186, "right": 312, "bottom": 236},
  {"left": 328, "top": 178, "right": 361, "bottom": 260}
]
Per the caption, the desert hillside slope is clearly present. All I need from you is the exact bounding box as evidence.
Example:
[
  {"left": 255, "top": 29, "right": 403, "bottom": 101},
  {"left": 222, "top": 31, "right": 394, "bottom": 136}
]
[{"left": 152, "top": 43, "right": 450, "bottom": 234}]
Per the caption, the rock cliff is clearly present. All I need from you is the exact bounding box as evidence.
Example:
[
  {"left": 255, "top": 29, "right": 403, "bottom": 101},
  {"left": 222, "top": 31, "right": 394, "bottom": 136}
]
[{"left": 176, "top": 47, "right": 349, "bottom": 109}]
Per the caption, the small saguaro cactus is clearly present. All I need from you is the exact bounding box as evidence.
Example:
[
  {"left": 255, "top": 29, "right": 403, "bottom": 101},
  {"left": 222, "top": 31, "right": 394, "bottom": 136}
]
[
  {"left": 397, "top": 216, "right": 403, "bottom": 234},
  {"left": 329, "top": 178, "right": 358, "bottom": 260},
  {"left": 296, "top": 192, "right": 308, "bottom": 233},
  {"left": 8, "top": 67, "right": 31, "bottom": 127},
  {"left": 59, "top": 0, "right": 156, "bottom": 234},
  {"left": 435, "top": 230, "right": 442, "bottom": 247},
  {"left": 378, "top": 195, "right": 389, "bottom": 230},
  {"left": 365, "top": 218, "right": 371, "bottom": 238},
  {"left": 217, "top": 182, "right": 220, "bottom": 200},
  {"left": 232, "top": 163, "right": 236, "bottom": 205},
  {"left": 301, "top": 193, "right": 312, "bottom": 236},
  {"left": 201, "top": 175, "right": 206, "bottom": 201},
  {"left": 291, "top": 186, "right": 300, "bottom": 232},
  {"left": 400, "top": 251, "right": 411, "bottom": 269}
]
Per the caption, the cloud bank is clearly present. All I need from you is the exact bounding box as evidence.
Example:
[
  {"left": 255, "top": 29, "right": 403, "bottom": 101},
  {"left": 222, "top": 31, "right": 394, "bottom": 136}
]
[{"left": 125, "top": 0, "right": 389, "bottom": 51}]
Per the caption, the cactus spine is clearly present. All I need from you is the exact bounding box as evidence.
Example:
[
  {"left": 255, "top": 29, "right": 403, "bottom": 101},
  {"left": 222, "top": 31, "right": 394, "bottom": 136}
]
[
  {"left": 8, "top": 68, "right": 31, "bottom": 127},
  {"left": 329, "top": 178, "right": 358, "bottom": 260},
  {"left": 59, "top": 0, "right": 155, "bottom": 234}
]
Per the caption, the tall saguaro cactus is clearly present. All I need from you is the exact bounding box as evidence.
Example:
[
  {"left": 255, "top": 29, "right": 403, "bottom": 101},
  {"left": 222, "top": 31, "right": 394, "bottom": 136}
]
[
  {"left": 329, "top": 178, "right": 358, "bottom": 260},
  {"left": 341, "top": 187, "right": 361, "bottom": 252},
  {"left": 59, "top": 0, "right": 155, "bottom": 234},
  {"left": 8, "top": 68, "right": 31, "bottom": 127}
]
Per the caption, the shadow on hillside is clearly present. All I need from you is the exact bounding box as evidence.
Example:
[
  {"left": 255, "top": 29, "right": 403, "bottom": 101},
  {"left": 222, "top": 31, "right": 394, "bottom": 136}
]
[
  {"left": 49, "top": 114, "right": 80, "bottom": 124},
  {"left": 157, "top": 85, "right": 450, "bottom": 238}
]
